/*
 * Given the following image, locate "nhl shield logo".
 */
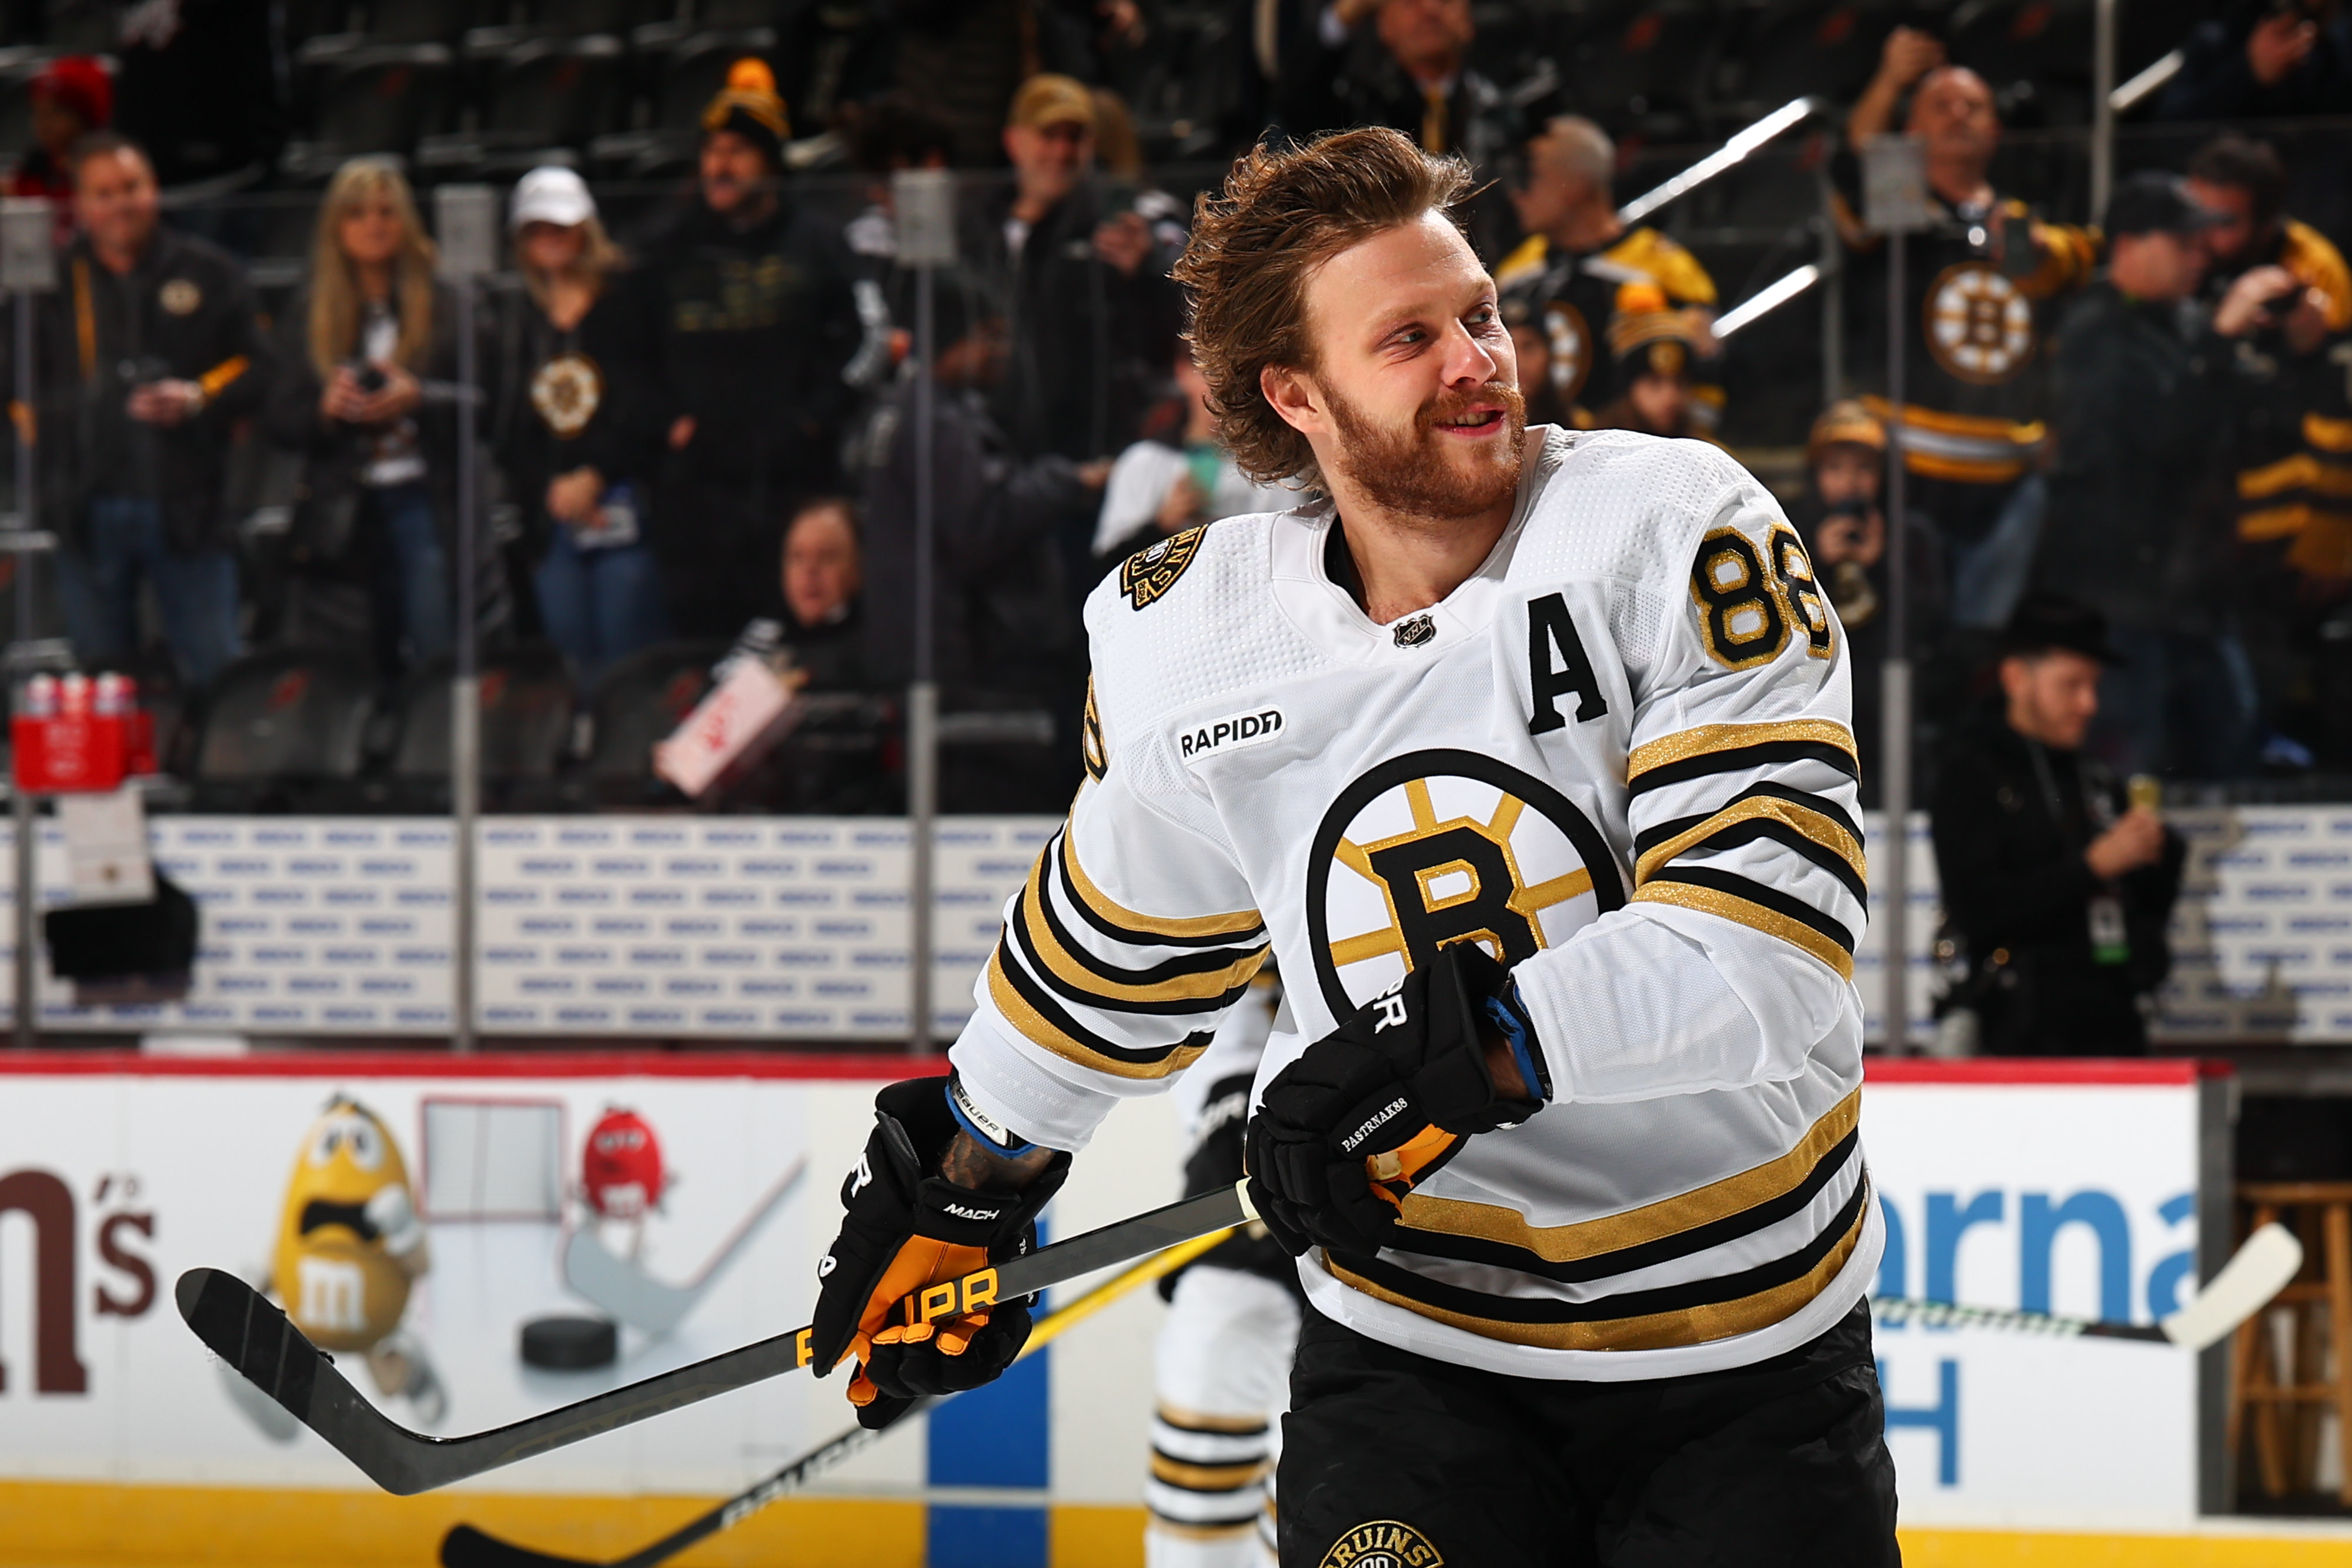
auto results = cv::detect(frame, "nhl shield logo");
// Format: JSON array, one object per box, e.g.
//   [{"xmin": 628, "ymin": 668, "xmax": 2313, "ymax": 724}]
[
  {"xmin": 1121, "ymin": 523, "xmax": 1206, "ymax": 611},
  {"xmin": 1318, "ymin": 1520, "xmax": 1445, "ymax": 1567},
  {"xmin": 1305, "ymin": 748, "xmax": 1623, "ymax": 1021}
]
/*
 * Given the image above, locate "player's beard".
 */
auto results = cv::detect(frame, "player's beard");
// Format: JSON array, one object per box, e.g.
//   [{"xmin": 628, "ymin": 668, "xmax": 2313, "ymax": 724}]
[{"xmin": 1325, "ymin": 379, "xmax": 1528, "ymax": 524}]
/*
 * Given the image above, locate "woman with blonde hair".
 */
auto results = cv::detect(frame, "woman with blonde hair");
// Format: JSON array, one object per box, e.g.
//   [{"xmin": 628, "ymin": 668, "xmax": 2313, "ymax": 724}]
[
  {"xmin": 492, "ymin": 165, "xmax": 668, "ymax": 681},
  {"xmin": 267, "ymin": 156, "xmax": 497, "ymax": 672}
]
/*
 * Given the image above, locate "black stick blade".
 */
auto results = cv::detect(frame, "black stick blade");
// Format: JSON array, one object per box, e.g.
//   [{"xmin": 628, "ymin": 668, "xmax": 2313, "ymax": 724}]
[
  {"xmin": 440, "ymin": 1524, "xmax": 603, "ymax": 1568},
  {"xmin": 175, "ymin": 1268, "xmax": 323, "ymax": 1420}
]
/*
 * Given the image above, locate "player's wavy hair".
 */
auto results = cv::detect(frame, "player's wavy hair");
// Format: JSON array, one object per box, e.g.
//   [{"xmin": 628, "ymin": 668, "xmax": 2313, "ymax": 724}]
[{"xmin": 1176, "ymin": 127, "xmax": 1474, "ymax": 493}]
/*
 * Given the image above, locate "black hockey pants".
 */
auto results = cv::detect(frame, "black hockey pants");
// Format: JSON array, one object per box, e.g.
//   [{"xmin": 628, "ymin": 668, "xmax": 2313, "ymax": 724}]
[{"xmin": 1279, "ymin": 1299, "xmax": 1901, "ymax": 1567}]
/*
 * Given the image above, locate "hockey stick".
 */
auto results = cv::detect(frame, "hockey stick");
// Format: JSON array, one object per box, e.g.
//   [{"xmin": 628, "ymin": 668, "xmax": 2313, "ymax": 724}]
[
  {"xmin": 178, "ymin": 1180, "xmax": 1255, "ymax": 1495},
  {"xmin": 1872, "ymin": 1221, "xmax": 2301, "ymax": 1352},
  {"xmin": 562, "ymin": 1159, "xmax": 808, "ymax": 1335},
  {"xmin": 440, "ymin": 1224, "xmax": 1237, "ymax": 1568}
]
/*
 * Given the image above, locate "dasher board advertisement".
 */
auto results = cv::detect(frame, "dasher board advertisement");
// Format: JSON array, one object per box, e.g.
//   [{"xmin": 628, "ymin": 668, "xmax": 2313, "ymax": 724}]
[{"xmin": 1865, "ymin": 1059, "xmax": 2227, "ymax": 1530}]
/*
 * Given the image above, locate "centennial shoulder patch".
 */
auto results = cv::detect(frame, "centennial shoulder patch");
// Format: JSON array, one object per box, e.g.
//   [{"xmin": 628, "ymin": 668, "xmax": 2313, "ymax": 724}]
[
  {"xmin": 1120, "ymin": 524, "xmax": 1206, "ymax": 611},
  {"xmin": 1319, "ymin": 1520, "xmax": 1445, "ymax": 1567}
]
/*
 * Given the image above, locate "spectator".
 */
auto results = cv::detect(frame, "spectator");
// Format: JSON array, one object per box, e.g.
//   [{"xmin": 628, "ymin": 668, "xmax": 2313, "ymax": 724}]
[
  {"xmin": 2187, "ymin": 133, "xmax": 2352, "ymax": 768},
  {"xmin": 777, "ymin": 496, "xmax": 865, "ymax": 691},
  {"xmin": 1091, "ymin": 347, "xmax": 1292, "ymax": 567},
  {"xmin": 1585, "ymin": 292, "xmax": 1718, "ymax": 443},
  {"xmin": 890, "ymin": 0, "xmax": 1141, "ymax": 169},
  {"xmin": 1789, "ymin": 401, "xmax": 1946, "ymax": 807},
  {"xmin": 6, "ymin": 58, "xmax": 110, "ymax": 244},
  {"xmin": 857, "ymin": 273, "xmax": 1094, "ymax": 708},
  {"xmin": 2157, "ymin": 0, "xmax": 2352, "ymax": 121},
  {"xmin": 1274, "ymin": 0, "xmax": 1516, "ymax": 253},
  {"xmin": 1930, "ymin": 594, "xmax": 2184, "ymax": 1057},
  {"xmin": 493, "ymin": 168, "xmax": 669, "ymax": 686},
  {"xmin": 38, "ymin": 132, "xmax": 265, "ymax": 688},
  {"xmin": 840, "ymin": 92, "xmax": 957, "ymax": 280},
  {"xmin": 640, "ymin": 59, "xmax": 863, "ymax": 641},
  {"xmin": 964, "ymin": 72, "xmax": 1182, "ymax": 576},
  {"xmin": 2032, "ymin": 172, "xmax": 2288, "ymax": 780},
  {"xmin": 266, "ymin": 158, "xmax": 499, "ymax": 677},
  {"xmin": 1496, "ymin": 116, "xmax": 1719, "ymax": 433},
  {"xmin": 1835, "ymin": 34, "xmax": 2099, "ymax": 632}
]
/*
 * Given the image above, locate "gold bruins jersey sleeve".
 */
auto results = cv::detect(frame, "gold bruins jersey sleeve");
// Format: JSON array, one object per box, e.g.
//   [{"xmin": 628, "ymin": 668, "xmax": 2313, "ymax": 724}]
[{"xmin": 1502, "ymin": 444, "xmax": 1867, "ymax": 1109}]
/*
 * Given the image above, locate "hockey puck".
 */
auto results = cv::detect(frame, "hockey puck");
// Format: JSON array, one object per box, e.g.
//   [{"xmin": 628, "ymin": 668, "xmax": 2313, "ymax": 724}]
[{"xmin": 519, "ymin": 1315, "xmax": 616, "ymax": 1370}]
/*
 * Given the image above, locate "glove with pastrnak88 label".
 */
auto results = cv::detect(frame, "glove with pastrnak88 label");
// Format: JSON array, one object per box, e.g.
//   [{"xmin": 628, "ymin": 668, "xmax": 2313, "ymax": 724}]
[
  {"xmin": 808, "ymin": 1076, "xmax": 1070, "ymax": 1429},
  {"xmin": 1245, "ymin": 943, "xmax": 1544, "ymax": 1258}
]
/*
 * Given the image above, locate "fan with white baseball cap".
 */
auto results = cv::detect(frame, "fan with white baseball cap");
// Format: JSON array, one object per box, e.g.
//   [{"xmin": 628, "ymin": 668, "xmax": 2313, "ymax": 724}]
[{"xmin": 510, "ymin": 165, "xmax": 597, "ymax": 232}]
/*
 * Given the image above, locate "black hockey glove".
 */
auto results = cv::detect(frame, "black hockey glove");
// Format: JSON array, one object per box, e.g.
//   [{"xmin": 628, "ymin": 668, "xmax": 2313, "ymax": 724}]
[
  {"xmin": 808, "ymin": 1075, "xmax": 1070, "ymax": 1429},
  {"xmin": 1245, "ymin": 943, "xmax": 1544, "ymax": 1258}
]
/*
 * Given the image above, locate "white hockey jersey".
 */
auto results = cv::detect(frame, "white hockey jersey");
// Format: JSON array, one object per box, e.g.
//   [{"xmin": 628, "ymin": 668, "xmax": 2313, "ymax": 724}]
[{"xmin": 950, "ymin": 426, "xmax": 1879, "ymax": 1382}]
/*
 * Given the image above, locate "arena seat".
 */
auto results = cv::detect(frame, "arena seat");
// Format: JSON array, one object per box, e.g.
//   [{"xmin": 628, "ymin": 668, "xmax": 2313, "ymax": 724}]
[
  {"xmin": 386, "ymin": 644, "xmax": 578, "ymax": 809},
  {"xmin": 1561, "ymin": 0, "xmax": 1723, "ymax": 139},
  {"xmin": 1720, "ymin": 0, "xmax": 1911, "ymax": 124},
  {"xmin": 191, "ymin": 649, "xmax": 380, "ymax": 811},
  {"xmin": 477, "ymin": 32, "xmax": 627, "ymax": 147},
  {"xmin": 360, "ymin": 0, "xmax": 489, "ymax": 45},
  {"xmin": 0, "ymin": 52, "xmax": 58, "ymax": 159},
  {"xmin": 282, "ymin": 0, "xmax": 358, "ymax": 46},
  {"xmin": 302, "ymin": 43, "xmax": 456, "ymax": 158},
  {"xmin": 573, "ymin": 640, "xmax": 729, "ymax": 805},
  {"xmin": 1948, "ymin": 0, "xmax": 2096, "ymax": 127},
  {"xmin": 520, "ymin": 0, "xmax": 663, "ymax": 34}
]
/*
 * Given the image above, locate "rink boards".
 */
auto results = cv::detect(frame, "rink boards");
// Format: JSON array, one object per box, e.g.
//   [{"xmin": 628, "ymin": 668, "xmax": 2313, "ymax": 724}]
[
  {"xmin": 0, "ymin": 804, "xmax": 2346, "ymax": 1044},
  {"xmin": 0, "ymin": 1051, "xmax": 2336, "ymax": 1564}
]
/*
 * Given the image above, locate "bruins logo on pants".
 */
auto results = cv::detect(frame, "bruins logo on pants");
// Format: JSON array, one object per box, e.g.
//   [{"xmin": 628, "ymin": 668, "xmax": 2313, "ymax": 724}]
[
  {"xmin": 1319, "ymin": 1520, "xmax": 1445, "ymax": 1567},
  {"xmin": 1305, "ymin": 749, "xmax": 1623, "ymax": 1021}
]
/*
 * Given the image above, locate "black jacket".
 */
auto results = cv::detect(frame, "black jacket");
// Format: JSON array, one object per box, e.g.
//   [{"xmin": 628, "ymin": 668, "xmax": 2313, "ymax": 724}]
[
  {"xmin": 1930, "ymin": 707, "xmax": 2186, "ymax": 1055},
  {"xmin": 2034, "ymin": 278, "xmax": 2241, "ymax": 633},
  {"xmin": 264, "ymin": 278, "xmax": 495, "ymax": 583},
  {"xmin": 1272, "ymin": 21, "xmax": 1519, "ymax": 257},
  {"xmin": 857, "ymin": 375, "xmax": 1087, "ymax": 696},
  {"xmin": 963, "ymin": 179, "xmax": 1183, "ymax": 467},
  {"xmin": 34, "ymin": 226, "xmax": 270, "ymax": 554},
  {"xmin": 489, "ymin": 267, "xmax": 669, "ymax": 563},
  {"xmin": 636, "ymin": 194, "xmax": 862, "ymax": 493}
]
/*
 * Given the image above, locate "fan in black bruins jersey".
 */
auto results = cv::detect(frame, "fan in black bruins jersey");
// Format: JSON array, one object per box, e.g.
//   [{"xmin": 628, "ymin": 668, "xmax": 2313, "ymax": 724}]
[{"xmin": 809, "ymin": 127, "xmax": 1899, "ymax": 1567}]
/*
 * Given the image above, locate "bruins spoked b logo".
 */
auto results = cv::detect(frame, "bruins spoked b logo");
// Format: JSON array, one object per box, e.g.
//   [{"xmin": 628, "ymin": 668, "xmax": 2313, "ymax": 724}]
[
  {"xmin": 1306, "ymin": 750, "xmax": 1623, "ymax": 1021},
  {"xmin": 1319, "ymin": 1520, "xmax": 1446, "ymax": 1568}
]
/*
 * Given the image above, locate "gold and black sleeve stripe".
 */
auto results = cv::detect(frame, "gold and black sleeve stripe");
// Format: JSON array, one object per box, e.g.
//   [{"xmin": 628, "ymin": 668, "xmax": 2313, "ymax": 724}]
[
  {"xmin": 1055, "ymin": 830, "xmax": 1265, "ymax": 950},
  {"xmin": 1626, "ymin": 720, "xmax": 1858, "ymax": 799},
  {"xmin": 985, "ymin": 945, "xmax": 1215, "ymax": 1080},
  {"xmin": 1014, "ymin": 835, "xmax": 1268, "ymax": 1015},
  {"xmin": 1633, "ymin": 784, "xmax": 1867, "ymax": 904},
  {"xmin": 1631, "ymin": 868, "xmax": 1856, "ymax": 979},
  {"xmin": 1389, "ymin": 1092, "xmax": 1861, "ymax": 1281},
  {"xmin": 1324, "ymin": 1172, "xmax": 1870, "ymax": 1353}
]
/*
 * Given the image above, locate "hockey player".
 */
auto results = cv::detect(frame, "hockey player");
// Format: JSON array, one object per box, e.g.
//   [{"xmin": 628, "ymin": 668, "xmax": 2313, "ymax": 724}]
[
  {"xmin": 810, "ymin": 126, "xmax": 1896, "ymax": 1564},
  {"xmin": 1146, "ymin": 972, "xmax": 1299, "ymax": 1566}
]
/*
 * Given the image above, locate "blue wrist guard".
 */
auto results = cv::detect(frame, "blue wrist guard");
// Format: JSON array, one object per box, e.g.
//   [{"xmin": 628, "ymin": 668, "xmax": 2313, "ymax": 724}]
[{"xmin": 945, "ymin": 1071, "xmax": 1042, "ymax": 1158}]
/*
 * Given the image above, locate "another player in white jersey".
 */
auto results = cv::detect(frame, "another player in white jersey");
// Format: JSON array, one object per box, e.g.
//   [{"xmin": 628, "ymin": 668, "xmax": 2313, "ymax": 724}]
[
  {"xmin": 1145, "ymin": 972, "xmax": 1299, "ymax": 1567},
  {"xmin": 809, "ymin": 126, "xmax": 1899, "ymax": 1566}
]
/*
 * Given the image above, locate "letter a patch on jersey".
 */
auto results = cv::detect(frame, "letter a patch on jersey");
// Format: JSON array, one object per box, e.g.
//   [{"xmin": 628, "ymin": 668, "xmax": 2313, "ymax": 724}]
[{"xmin": 1120, "ymin": 523, "xmax": 1207, "ymax": 610}]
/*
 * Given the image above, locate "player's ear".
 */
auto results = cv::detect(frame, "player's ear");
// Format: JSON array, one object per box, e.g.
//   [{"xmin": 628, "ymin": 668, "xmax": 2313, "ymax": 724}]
[{"xmin": 1261, "ymin": 362, "xmax": 1325, "ymax": 439}]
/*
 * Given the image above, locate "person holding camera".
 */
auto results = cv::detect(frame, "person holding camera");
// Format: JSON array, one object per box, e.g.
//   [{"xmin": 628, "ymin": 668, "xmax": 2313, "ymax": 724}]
[
  {"xmin": 1932, "ymin": 595, "xmax": 2186, "ymax": 1056},
  {"xmin": 1789, "ymin": 401, "xmax": 1946, "ymax": 808},
  {"xmin": 2030, "ymin": 172, "xmax": 2290, "ymax": 779},
  {"xmin": 33, "ymin": 132, "xmax": 266, "ymax": 688},
  {"xmin": 266, "ymin": 158, "xmax": 501, "ymax": 677}
]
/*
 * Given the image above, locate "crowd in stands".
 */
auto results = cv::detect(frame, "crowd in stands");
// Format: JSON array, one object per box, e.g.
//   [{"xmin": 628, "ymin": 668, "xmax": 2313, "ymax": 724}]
[{"xmin": 0, "ymin": 1, "xmax": 2341, "ymax": 814}]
